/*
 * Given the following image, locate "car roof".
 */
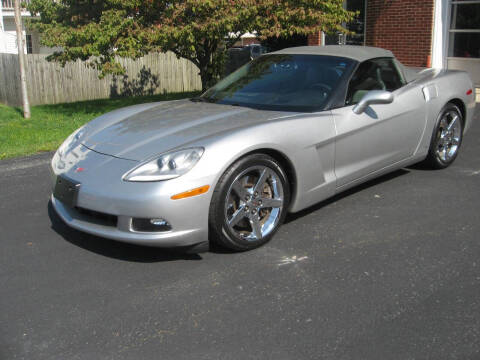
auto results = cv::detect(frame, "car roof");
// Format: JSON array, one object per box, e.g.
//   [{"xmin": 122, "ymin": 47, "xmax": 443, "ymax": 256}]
[{"xmin": 272, "ymin": 45, "xmax": 394, "ymax": 62}]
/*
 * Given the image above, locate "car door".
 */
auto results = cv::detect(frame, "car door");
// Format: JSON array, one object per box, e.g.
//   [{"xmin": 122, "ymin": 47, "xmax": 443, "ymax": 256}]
[{"xmin": 331, "ymin": 58, "xmax": 427, "ymax": 188}]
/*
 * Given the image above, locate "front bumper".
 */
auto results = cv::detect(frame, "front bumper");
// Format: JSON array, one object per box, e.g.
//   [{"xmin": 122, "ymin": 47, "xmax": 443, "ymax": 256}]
[
  {"xmin": 50, "ymin": 145, "xmax": 212, "ymax": 247},
  {"xmin": 51, "ymin": 195, "xmax": 206, "ymax": 247}
]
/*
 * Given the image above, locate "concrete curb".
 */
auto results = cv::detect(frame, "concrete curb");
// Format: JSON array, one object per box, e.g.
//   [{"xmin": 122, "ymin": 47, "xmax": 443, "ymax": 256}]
[{"xmin": 0, "ymin": 151, "xmax": 54, "ymax": 173}]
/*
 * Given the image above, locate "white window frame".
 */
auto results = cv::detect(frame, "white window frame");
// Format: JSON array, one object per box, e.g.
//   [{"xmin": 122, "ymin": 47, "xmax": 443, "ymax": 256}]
[{"xmin": 447, "ymin": 0, "xmax": 480, "ymax": 59}]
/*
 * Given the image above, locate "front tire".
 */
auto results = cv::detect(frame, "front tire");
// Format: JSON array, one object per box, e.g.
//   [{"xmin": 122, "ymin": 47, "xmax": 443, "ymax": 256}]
[
  {"xmin": 424, "ymin": 103, "xmax": 464, "ymax": 169},
  {"xmin": 209, "ymin": 154, "xmax": 290, "ymax": 251}
]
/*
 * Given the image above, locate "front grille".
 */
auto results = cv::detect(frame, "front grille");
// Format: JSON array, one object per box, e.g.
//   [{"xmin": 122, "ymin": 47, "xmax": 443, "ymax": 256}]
[{"xmin": 75, "ymin": 207, "xmax": 118, "ymax": 227}]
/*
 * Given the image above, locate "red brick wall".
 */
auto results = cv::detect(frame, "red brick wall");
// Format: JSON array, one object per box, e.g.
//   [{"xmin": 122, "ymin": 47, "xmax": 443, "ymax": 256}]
[
  {"xmin": 233, "ymin": 37, "xmax": 261, "ymax": 47},
  {"xmin": 242, "ymin": 38, "xmax": 261, "ymax": 46},
  {"xmin": 307, "ymin": 32, "xmax": 323, "ymax": 46},
  {"xmin": 366, "ymin": 0, "xmax": 434, "ymax": 67}
]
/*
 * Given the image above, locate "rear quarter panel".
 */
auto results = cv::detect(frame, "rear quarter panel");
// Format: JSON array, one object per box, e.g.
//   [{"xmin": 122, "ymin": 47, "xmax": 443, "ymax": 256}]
[{"xmin": 406, "ymin": 69, "xmax": 475, "ymax": 158}]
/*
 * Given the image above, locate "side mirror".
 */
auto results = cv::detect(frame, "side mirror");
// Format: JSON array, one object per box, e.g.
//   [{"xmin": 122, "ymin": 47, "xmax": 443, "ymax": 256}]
[{"xmin": 352, "ymin": 90, "xmax": 394, "ymax": 114}]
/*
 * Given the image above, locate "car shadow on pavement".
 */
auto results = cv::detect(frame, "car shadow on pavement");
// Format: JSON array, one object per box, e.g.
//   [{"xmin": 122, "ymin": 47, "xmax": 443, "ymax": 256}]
[
  {"xmin": 407, "ymin": 162, "xmax": 435, "ymax": 171},
  {"xmin": 47, "ymin": 169, "xmax": 410, "ymax": 259},
  {"xmin": 47, "ymin": 201, "xmax": 203, "ymax": 262},
  {"xmin": 285, "ymin": 168, "xmax": 410, "ymax": 224}
]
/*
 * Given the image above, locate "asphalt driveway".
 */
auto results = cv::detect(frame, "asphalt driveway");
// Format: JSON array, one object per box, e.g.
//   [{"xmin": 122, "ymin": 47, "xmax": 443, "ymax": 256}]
[{"xmin": 1, "ymin": 106, "xmax": 479, "ymax": 360}]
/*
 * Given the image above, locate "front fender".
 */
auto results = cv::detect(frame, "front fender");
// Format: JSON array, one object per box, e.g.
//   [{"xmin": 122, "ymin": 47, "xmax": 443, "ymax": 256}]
[{"xmin": 185, "ymin": 111, "xmax": 337, "ymax": 213}]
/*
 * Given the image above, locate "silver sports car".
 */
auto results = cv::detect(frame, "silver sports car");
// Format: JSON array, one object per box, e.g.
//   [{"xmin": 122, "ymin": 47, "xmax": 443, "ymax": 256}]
[{"xmin": 51, "ymin": 46, "xmax": 476, "ymax": 251}]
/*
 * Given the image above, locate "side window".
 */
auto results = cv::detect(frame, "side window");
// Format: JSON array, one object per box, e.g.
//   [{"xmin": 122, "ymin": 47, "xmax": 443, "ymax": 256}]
[
  {"xmin": 375, "ymin": 58, "xmax": 405, "ymax": 91},
  {"xmin": 346, "ymin": 58, "xmax": 406, "ymax": 105}
]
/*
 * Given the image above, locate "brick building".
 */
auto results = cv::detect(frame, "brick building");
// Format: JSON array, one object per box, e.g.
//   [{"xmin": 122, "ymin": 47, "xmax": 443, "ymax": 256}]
[{"xmin": 308, "ymin": 0, "xmax": 480, "ymax": 86}]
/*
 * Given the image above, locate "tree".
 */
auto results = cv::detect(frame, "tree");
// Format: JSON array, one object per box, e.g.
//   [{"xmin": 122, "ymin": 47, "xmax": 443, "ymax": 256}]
[{"xmin": 27, "ymin": 0, "xmax": 355, "ymax": 91}]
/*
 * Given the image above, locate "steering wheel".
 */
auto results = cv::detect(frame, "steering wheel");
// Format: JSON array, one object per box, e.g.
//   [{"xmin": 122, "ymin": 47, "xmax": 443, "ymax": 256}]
[{"xmin": 309, "ymin": 83, "xmax": 332, "ymax": 97}]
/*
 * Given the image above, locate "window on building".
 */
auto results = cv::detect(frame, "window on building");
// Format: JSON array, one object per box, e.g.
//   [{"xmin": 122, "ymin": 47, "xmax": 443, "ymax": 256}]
[
  {"xmin": 25, "ymin": 34, "xmax": 33, "ymax": 54},
  {"xmin": 345, "ymin": 0, "xmax": 366, "ymax": 46},
  {"xmin": 325, "ymin": 0, "xmax": 366, "ymax": 46},
  {"xmin": 449, "ymin": 0, "xmax": 480, "ymax": 58},
  {"xmin": 346, "ymin": 58, "xmax": 405, "ymax": 105}
]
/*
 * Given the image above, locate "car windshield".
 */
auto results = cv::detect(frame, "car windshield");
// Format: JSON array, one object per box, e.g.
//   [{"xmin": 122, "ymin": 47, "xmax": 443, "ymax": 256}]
[{"xmin": 200, "ymin": 54, "xmax": 355, "ymax": 112}]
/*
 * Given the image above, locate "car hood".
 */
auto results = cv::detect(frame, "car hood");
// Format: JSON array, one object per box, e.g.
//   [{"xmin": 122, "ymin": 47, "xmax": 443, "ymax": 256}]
[{"xmin": 81, "ymin": 99, "xmax": 298, "ymax": 161}]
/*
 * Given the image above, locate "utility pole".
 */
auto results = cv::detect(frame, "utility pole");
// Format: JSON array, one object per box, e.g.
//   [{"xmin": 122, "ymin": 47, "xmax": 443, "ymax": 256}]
[{"xmin": 14, "ymin": 0, "xmax": 31, "ymax": 119}]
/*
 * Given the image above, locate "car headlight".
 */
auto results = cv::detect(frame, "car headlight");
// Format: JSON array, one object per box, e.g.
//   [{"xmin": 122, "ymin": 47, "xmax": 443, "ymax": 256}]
[
  {"xmin": 123, "ymin": 148, "xmax": 204, "ymax": 182},
  {"xmin": 57, "ymin": 125, "xmax": 87, "ymax": 157}
]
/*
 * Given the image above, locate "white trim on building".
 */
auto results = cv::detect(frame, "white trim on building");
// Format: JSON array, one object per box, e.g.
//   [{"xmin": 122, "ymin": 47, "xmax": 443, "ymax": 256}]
[
  {"xmin": 432, "ymin": 0, "xmax": 448, "ymax": 68},
  {"xmin": 433, "ymin": 0, "xmax": 480, "ymax": 87},
  {"xmin": 0, "ymin": 1, "xmax": 51, "ymax": 54}
]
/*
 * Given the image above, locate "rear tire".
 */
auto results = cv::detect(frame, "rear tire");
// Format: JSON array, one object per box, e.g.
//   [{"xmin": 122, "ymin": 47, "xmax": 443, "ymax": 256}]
[
  {"xmin": 209, "ymin": 154, "xmax": 290, "ymax": 251},
  {"xmin": 424, "ymin": 103, "xmax": 463, "ymax": 169}
]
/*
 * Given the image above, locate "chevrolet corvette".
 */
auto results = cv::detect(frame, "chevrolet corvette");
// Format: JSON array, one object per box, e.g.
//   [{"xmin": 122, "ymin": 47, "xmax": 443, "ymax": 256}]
[{"xmin": 50, "ymin": 46, "xmax": 476, "ymax": 251}]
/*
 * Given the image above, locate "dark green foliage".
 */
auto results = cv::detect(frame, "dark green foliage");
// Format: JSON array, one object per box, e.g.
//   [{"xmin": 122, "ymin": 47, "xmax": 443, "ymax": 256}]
[{"xmin": 27, "ymin": 0, "xmax": 355, "ymax": 91}]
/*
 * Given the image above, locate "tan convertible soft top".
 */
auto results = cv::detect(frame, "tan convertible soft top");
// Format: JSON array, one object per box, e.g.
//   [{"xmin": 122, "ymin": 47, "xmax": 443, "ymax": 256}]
[{"xmin": 273, "ymin": 45, "xmax": 394, "ymax": 63}]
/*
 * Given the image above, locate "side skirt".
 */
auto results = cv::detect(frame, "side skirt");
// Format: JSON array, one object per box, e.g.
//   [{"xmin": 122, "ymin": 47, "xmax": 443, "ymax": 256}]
[{"xmin": 335, "ymin": 154, "xmax": 427, "ymax": 194}]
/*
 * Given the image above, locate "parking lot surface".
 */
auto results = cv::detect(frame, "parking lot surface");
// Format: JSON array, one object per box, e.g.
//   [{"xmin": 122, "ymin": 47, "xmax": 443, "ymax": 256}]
[{"xmin": 1, "ymin": 106, "xmax": 479, "ymax": 360}]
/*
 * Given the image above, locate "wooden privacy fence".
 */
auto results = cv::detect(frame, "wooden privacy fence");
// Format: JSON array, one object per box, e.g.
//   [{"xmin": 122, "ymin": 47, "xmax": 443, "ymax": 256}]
[{"xmin": 0, "ymin": 52, "xmax": 202, "ymax": 107}]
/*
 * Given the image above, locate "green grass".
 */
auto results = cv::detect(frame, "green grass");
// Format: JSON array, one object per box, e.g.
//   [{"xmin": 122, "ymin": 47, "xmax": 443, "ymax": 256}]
[{"xmin": 0, "ymin": 92, "xmax": 199, "ymax": 160}]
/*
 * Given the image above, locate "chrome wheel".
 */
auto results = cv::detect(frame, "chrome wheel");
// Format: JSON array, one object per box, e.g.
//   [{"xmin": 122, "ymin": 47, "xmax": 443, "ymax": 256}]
[
  {"xmin": 210, "ymin": 153, "xmax": 290, "ymax": 251},
  {"xmin": 435, "ymin": 110, "xmax": 462, "ymax": 162},
  {"xmin": 224, "ymin": 165, "xmax": 284, "ymax": 242}
]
